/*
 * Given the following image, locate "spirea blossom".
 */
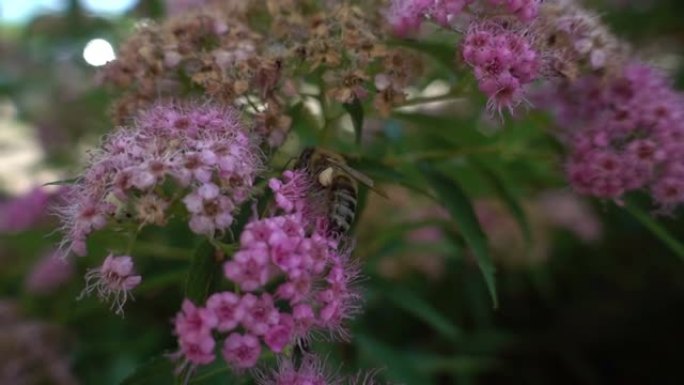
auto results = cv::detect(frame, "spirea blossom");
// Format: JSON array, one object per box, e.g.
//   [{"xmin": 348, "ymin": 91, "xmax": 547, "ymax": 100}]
[
  {"xmin": 24, "ymin": 250, "xmax": 75, "ymax": 295},
  {"xmin": 78, "ymin": 254, "xmax": 142, "ymax": 315},
  {"xmin": 55, "ymin": 101, "xmax": 262, "ymax": 257},
  {"xmin": 256, "ymin": 354, "xmax": 382, "ymax": 385},
  {"xmin": 536, "ymin": 0, "xmax": 626, "ymax": 74},
  {"xmin": 386, "ymin": 0, "xmax": 540, "ymax": 36},
  {"xmin": 542, "ymin": 63, "xmax": 684, "ymax": 211},
  {"xmin": 462, "ymin": 21, "xmax": 541, "ymax": 116},
  {"xmin": 172, "ymin": 170, "xmax": 363, "ymax": 373},
  {"xmin": 0, "ymin": 186, "xmax": 58, "ymax": 232}
]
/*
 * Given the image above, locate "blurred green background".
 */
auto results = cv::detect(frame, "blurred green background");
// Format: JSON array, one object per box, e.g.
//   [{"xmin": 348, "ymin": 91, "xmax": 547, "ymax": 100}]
[{"xmin": 1, "ymin": 1, "xmax": 684, "ymax": 384}]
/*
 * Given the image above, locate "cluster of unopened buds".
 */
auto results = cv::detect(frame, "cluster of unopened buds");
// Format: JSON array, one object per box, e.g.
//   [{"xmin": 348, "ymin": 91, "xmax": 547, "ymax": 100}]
[{"xmin": 172, "ymin": 169, "xmax": 362, "ymax": 379}]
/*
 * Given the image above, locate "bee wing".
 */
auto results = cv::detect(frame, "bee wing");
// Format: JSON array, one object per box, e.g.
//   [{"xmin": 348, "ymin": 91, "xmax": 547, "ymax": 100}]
[{"xmin": 327, "ymin": 158, "xmax": 389, "ymax": 199}]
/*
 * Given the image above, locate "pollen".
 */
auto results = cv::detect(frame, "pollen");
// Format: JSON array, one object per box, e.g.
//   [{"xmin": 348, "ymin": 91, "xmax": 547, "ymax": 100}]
[{"xmin": 318, "ymin": 167, "xmax": 335, "ymax": 187}]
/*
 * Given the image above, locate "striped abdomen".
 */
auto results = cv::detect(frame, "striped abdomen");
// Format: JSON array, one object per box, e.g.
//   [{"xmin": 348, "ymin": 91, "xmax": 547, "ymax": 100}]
[{"xmin": 329, "ymin": 174, "xmax": 358, "ymax": 235}]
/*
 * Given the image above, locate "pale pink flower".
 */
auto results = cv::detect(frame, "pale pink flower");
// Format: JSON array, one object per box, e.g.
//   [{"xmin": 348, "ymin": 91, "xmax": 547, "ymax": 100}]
[{"xmin": 78, "ymin": 254, "xmax": 142, "ymax": 315}]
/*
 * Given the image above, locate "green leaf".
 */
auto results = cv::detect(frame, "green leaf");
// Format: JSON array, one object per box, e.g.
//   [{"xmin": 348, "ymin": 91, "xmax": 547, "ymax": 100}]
[
  {"xmin": 388, "ymin": 39, "xmax": 457, "ymax": 74},
  {"xmin": 351, "ymin": 157, "xmax": 434, "ymax": 198},
  {"xmin": 624, "ymin": 198, "xmax": 684, "ymax": 261},
  {"xmin": 184, "ymin": 241, "xmax": 219, "ymax": 303},
  {"xmin": 343, "ymin": 97, "xmax": 364, "ymax": 145},
  {"xmin": 43, "ymin": 177, "xmax": 79, "ymax": 186},
  {"xmin": 356, "ymin": 333, "xmax": 433, "ymax": 385},
  {"xmin": 382, "ymin": 285, "xmax": 462, "ymax": 342},
  {"xmin": 411, "ymin": 353, "xmax": 497, "ymax": 374},
  {"xmin": 289, "ymin": 102, "xmax": 321, "ymax": 146},
  {"xmin": 189, "ymin": 361, "xmax": 240, "ymax": 385},
  {"xmin": 421, "ymin": 164, "xmax": 498, "ymax": 308},
  {"xmin": 474, "ymin": 160, "xmax": 532, "ymax": 249},
  {"xmin": 121, "ymin": 356, "xmax": 174, "ymax": 385}
]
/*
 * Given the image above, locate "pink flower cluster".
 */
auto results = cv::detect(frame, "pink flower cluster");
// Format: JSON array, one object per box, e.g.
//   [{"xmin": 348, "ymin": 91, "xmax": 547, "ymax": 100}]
[
  {"xmin": 462, "ymin": 21, "xmax": 541, "ymax": 116},
  {"xmin": 173, "ymin": 170, "xmax": 362, "ymax": 372},
  {"xmin": 0, "ymin": 186, "xmax": 59, "ymax": 232},
  {"xmin": 78, "ymin": 254, "xmax": 142, "ymax": 315},
  {"xmin": 386, "ymin": 0, "xmax": 540, "ymax": 36},
  {"xmin": 543, "ymin": 63, "xmax": 684, "ymax": 210},
  {"xmin": 24, "ymin": 250, "xmax": 75, "ymax": 295},
  {"xmin": 56, "ymin": 101, "xmax": 262, "ymax": 257}
]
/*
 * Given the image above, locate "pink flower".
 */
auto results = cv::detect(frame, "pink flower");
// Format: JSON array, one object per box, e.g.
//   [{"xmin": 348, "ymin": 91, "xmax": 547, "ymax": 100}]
[
  {"xmin": 486, "ymin": 0, "xmax": 540, "ymax": 22},
  {"xmin": 178, "ymin": 332, "xmax": 216, "ymax": 365},
  {"xmin": 240, "ymin": 293, "xmax": 280, "ymax": 336},
  {"xmin": 263, "ymin": 315, "xmax": 294, "ymax": 353},
  {"xmin": 316, "ymin": 255, "xmax": 362, "ymax": 339},
  {"xmin": 257, "ymin": 354, "xmax": 382, "ymax": 385},
  {"xmin": 24, "ymin": 251, "xmax": 75, "ymax": 295},
  {"xmin": 78, "ymin": 254, "xmax": 142, "ymax": 315},
  {"xmin": 173, "ymin": 151, "xmax": 214, "ymax": 186},
  {"xmin": 206, "ymin": 292, "xmax": 243, "ymax": 332},
  {"xmin": 183, "ymin": 183, "xmax": 235, "ymax": 236},
  {"xmin": 55, "ymin": 101, "xmax": 263, "ymax": 257},
  {"xmin": 268, "ymin": 170, "xmax": 314, "ymax": 214},
  {"xmin": 291, "ymin": 303, "xmax": 316, "ymax": 337},
  {"xmin": 544, "ymin": 63, "xmax": 684, "ymax": 211},
  {"xmin": 223, "ymin": 248, "xmax": 271, "ymax": 291},
  {"xmin": 221, "ymin": 333, "xmax": 261, "ymax": 369},
  {"xmin": 0, "ymin": 186, "xmax": 55, "ymax": 232},
  {"xmin": 386, "ymin": 0, "xmax": 432, "ymax": 37},
  {"xmin": 175, "ymin": 299, "xmax": 219, "ymax": 338},
  {"xmin": 462, "ymin": 21, "xmax": 540, "ymax": 117}
]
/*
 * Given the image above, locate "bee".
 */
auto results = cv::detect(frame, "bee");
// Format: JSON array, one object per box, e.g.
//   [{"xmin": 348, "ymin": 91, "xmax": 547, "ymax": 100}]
[{"xmin": 295, "ymin": 147, "xmax": 386, "ymax": 236}]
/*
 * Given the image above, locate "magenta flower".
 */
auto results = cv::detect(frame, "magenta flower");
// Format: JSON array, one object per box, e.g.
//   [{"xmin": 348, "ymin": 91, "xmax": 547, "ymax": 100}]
[
  {"xmin": 78, "ymin": 254, "xmax": 142, "ymax": 315},
  {"xmin": 172, "ymin": 170, "xmax": 365, "ymax": 374},
  {"xmin": 173, "ymin": 299, "xmax": 219, "ymax": 368},
  {"xmin": 257, "ymin": 354, "xmax": 382, "ymax": 385},
  {"xmin": 222, "ymin": 333, "xmax": 261, "ymax": 369},
  {"xmin": 268, "ymin": 170, "xmax": 315, "ymax": 214},
  {"xmin": 263, "ymin": 315, "xmax": 294, "ymax": 353},
  {"xmin": 240, "ymin": 293, "xmax": 280, "ymax": 336},
  {"xmin": 0, "ymin": 186, "xmax": 56, "ymax": 232},
  {"xmin": 542, "ymin": 63, "xmax": 684, "ymax": 211},
  {"xmin": 462, "ymin": 20, "xmax": 541, "ymax": 117},
  {"xmin": 223, "ymin": 248, "xmax": 271, "ymax": 291},
  {"xmin": 385, "ymin": 0, "xmax": 538, "ymax": 37},
  {"xmin": 179, "ymin": 332, "xmax": 216, "ymax": 366},
  {"xmin": 486, "ymin": 0, "xmax": 539, "ymax": 22},
  {"xmin": 175, "ymin": 299, "xmax": 219, "ymax": 338},
  {"xmin": 206, "ymin": 292, "xmax": 243, "ymax": 332}
]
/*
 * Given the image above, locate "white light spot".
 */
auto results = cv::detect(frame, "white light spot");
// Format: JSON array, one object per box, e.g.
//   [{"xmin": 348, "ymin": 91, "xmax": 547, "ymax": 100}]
[
  {"xmin": 80, "ymin": 0, "xmax": 138, "ymax": 16},
  {"xmin": 82, "ymin": 38, "xmax": 116, "ymax": 66}
]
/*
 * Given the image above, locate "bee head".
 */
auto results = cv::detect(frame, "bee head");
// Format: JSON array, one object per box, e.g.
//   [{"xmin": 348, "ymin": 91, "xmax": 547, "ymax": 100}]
[{"xmin": 294, "ymin": 147, "xmax": 316, "ymax": 170}]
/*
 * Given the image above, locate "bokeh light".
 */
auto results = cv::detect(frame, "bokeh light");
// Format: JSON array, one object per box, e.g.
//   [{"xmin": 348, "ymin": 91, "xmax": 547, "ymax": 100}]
[{"xmin": 82, "ymin": 38, "xmax": 116, "ymax": 66}]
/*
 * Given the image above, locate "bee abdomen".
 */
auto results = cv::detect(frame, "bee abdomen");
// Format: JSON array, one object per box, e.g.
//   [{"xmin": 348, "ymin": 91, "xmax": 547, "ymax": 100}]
[{"xmin": 330, "ymin": 180, "xmax": 358, "ymax": 234}]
